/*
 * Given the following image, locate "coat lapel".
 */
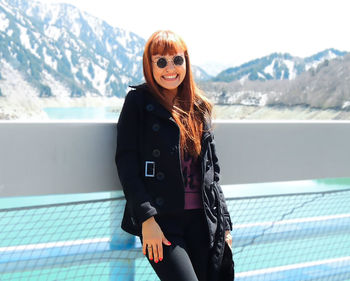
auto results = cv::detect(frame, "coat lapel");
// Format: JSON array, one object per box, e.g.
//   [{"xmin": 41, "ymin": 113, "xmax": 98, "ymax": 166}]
[{"xmin": 131, "ymin": 84, "xmax": 174, "ymax": 122}]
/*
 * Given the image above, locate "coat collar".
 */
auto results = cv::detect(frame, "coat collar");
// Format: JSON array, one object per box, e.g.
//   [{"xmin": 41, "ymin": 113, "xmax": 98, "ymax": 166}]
[
  {"xmin": 130, "ymin": 83, "xmax": 212, "ymax": 139},
  {"xmin": 130, "ymin": 83, "xmax": 174, "ymax": 122}
]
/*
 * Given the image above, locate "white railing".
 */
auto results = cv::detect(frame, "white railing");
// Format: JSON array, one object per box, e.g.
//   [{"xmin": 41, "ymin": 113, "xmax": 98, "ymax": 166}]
[{"xmin": 0, "ymin": 120, "xmax": 349, "ymax": 197}]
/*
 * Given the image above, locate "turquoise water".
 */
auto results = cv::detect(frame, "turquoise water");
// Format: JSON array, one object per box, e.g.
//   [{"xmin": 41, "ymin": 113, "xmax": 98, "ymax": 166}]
[
  {"xmin": 43, "ymin": 107, "xmax": 119, "ymax": 120},
  {"xmin": 223, "ymin": 177, "xmax": 350, "ymax": 198},
  {"xmin": 1, "ymin": 178, "xmax": 349, "ymax": 281}
]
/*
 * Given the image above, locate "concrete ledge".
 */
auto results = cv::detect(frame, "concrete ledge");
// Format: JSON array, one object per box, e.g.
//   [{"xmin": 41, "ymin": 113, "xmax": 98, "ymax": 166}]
[{"xmin": 1, "ymin": 121, "xmax": 350, "ymax": 197}]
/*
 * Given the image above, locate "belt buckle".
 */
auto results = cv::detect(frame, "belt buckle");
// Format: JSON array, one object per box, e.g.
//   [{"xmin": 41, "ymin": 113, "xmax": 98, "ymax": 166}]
[{"xmin": 145, "ymin": 161, "xmax": 155, "ymax": 177}]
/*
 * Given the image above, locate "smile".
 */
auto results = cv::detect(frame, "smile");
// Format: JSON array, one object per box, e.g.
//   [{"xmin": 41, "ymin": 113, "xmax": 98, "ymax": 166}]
[{"xmin": 162, "ymin": 74, "xmax": 178, "ymax": 81}]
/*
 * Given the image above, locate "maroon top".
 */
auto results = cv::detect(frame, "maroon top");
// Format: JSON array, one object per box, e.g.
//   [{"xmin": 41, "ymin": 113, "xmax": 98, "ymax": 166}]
[{"xmin": 181, "ymin": 151, "xmax": 203, "ymax": 209}]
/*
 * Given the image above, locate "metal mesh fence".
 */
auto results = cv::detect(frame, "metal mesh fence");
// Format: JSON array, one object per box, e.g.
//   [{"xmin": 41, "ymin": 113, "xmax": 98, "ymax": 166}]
[
  {"xmin": 229, "ymin": 188, "xmax": 350, "ymax": 281},
  {"xmin": 0, "ymin": 188, "xmax": 350, "ymax": 281}
]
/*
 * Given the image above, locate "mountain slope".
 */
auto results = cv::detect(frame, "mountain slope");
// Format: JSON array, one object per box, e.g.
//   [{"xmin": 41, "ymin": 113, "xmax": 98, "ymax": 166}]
[
  {"xmin": 200, "ymin": 54, "xmax": 350, "ymax": 110},
  {"xmin": 0, "ymin": 0, "xmax": 145, "ymax": 98},
  {"xmin": 214, "ymin": 49, "xmax": 347, "ymax": 82},
  {"xmin": 0, "ymin": 0, "xmax": 211, "ymax": 100}
]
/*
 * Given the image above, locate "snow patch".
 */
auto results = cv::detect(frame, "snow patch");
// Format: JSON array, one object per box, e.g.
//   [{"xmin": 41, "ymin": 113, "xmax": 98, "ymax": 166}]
[
  {"xmin": 77, "ymin": 57, "xmax": 109, "ymax": 95},
  {"xmin": 132, "ymin": 63, "xmax": 138, "ymax": 75},
  {"xmin": 264, "ymin": 60, "xmax": 275, "ymax": 76},
  {"xmin": 0, "ymin": 61, "xmax": 38, "ymax": 98},
  {"xmin": 18, "ymin": 24, "xmax": 32, "ymax": 51},
  {"xmin": 226, "ymin": 91, "xmax": 268, "ymax": 106},
  {"xmin": 342, "ymin": 101, "xmax": 350, "ymax": 109},
  {"xmin": 83, "ymin": 13, "xmax": 103, "ymax": 39},
  {"xmin": 91, "ymin": 64, "xmax": 108, "ymax": 94},
  {"xmin": 41, "ymin": 70, "xmax": 71, "ymax": 98},
  {"xmin": 284, "ymin": 60, "xmax": 297, "ymax": 80},
  {"xmin": 70, "ymin": 21, "xmax": 81, "ymax": 38},
  {"xmin": 280, "ymin": 70, "xmax": 284, "ymax": 80},
  {"xmin": 118, "ymin": 31, "xmax": 130, "ymax": 49},
  {"xmin": 47, "ymin": 4, "xmax": 61, "ymax": 26},
  {"xmin": 116, "ymin": 59, "xmax": 122, "ymax": 69},
  {"xmin": 120, "ymin": 75, "xmax": 130, "ymax": 84},
  {"xmin": 0, "ymin": 12, "xmax": 9, "ymax": 31},
  {"xmin": 43, "ymin": 47, "xmax": 57, "ymax": 70},
  {"xmin": 105, "ymin": 40, "xmax": 112, "ymax": 53},
  {"xmin": 45, "ymin": 25, "xmax": 61, "ymax": 41},
  {"xmin": 65, "ymin": 49, "xmax": 72, "ymax": 63},
  {"xmin": 239, "ymin": 74, "xmax": 249, "ymax": 85},
  {"xmin": 326, "ymin": 50, "xmax": 337, "ymax": 60},
  {"xmin": 257, "ymin": 72, "xmax": 265, "ymax": 79}
]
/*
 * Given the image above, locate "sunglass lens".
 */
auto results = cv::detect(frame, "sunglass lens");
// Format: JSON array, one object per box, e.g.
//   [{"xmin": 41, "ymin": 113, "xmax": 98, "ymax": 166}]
[
  {"xmin": 156, "ymin": 58, "xmax": 167, "ymax": 68},
  {"xmin": 174, "ymin": 56, "xmax": 184, "ymax": 66}
]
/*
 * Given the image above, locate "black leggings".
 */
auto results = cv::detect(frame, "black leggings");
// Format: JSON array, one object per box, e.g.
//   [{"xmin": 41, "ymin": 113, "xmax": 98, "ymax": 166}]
[{"xmin": 139, "ymin": 208, "xmax": 210, "ymax": 281}]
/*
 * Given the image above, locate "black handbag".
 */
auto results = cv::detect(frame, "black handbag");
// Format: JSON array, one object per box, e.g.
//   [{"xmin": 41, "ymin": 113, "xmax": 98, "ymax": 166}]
[{"xmin": 219, "ymin": 242, "xmax": 235, "ymax": 281}]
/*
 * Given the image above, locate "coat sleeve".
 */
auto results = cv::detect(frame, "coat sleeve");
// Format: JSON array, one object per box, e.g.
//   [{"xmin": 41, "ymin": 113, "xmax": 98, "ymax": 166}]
[
  {"xmin": 210, "ymin": 133, "xmax": 233, "ymax": 231},
  {"xmin": 115, "ymin": 90, "xmax": 158, "ymax": 225}
]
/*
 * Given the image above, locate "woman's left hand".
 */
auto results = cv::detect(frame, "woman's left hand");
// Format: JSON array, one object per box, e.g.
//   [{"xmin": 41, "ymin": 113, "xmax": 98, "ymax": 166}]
[{"xmin": 225, "ymin": 230, "xmax": 232, "ymax": 249}]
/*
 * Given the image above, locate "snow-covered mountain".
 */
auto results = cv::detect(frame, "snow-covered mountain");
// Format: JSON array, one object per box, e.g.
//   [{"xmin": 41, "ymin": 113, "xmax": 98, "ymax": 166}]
[
  {"xmin": 200, "ymin": 53, "xmax": 350, "ymax": 111},
  {"xmin": 191, "ymin": 65, "xmax": 211, "ymax": 81},
  {"xmin": 0, "ymin": 0, "xmax": 212, "ymax": 100},
  {"xmin": 0, "ymin": 0, "xmax": 348, "ymax": 104},
  {"xmin": 0, "ymin": 0, "xmax": 146, "ymax": 98},
  {"xmin": 214, "ymin": 49, "xmax": 347, "ymax": 82}
]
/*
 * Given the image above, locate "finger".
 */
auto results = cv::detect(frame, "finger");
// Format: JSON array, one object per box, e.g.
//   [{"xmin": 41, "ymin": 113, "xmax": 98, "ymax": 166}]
[
  {"xmin": 162, "ymin": 235, "xmax": 172, "ymax": 246},
  {"xmin": 142, "ymin": 241, "xmax": 147, "ymax": 255},
  {"xmin": 226, "ymin": 239, "xmax": 233, "ymax": 249},
  {"xmin": 147, "ymin": 245, "xmax": 154, "ymax": 261},
  {"xmin": 157, "ymin": 242, "xmax": 163, "ymax": 262},
  {"xmin": 153, "ymin": 244, "xmax": 159, "ymax": 263}
]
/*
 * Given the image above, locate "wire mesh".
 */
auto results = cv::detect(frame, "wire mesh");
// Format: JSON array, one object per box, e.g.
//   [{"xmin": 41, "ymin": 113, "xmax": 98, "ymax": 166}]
[
  {"xmin": 229, "ymin": 188, "xmax": 350, "ymax": 281},
  {"xmin": 0, "ymin": 188, "xmax": 349, "ymax": 281}
]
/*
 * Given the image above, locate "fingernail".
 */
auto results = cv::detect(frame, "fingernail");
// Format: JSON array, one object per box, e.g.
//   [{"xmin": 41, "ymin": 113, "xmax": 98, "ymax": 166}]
[
  {"xmin": 149, "ymin": 257, "xmax": 153, "ymax": 260},
  {"xmin": 159, "ymin": 258, "xmax": 163, "ymax": 261},
  {"xmin": 155, "ymin": 260, "xmax": 158, "ymax": 263},
  {"xmin": 168, "ymin": 242, "xmax": 172, "ymax": 245}
]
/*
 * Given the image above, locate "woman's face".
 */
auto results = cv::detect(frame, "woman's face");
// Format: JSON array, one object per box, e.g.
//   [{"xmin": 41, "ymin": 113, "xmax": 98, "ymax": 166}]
[{"xmin": 151, "ymin": 52, "xmax": 186, "ymax": 92}]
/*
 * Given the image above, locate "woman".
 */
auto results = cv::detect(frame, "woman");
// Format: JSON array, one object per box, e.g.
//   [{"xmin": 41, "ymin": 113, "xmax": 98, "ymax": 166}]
[{"xmin": 115, "ymin": 30, "xmax": 234, "ymax": 281}]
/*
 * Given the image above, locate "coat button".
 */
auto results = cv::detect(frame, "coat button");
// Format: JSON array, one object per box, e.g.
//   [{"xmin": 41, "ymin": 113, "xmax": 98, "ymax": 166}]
[
  {"xmin": 170, "ymin": 145, "xmax": 178, "ymax": 155},
  {"xmin": 206, "ymin": 160, "xmax": 211, "ymax": 170},
  {"xmin": 152, "ymin": 149, "xmax": 160, "ymax": 158},
  {"xmin": 152, "ymin": 123, "xmax": 160, "ymax": 132},
  {"xmin": 146, "ymin": 104, "xmax": 154, "ymax": 111},
  {"xmin": 155, "ymin": 197, "xmax": 164, "ymax": 206},
  {"xmin": 156, "ymin": 172, "xmax": 165, "ymax": 181}
]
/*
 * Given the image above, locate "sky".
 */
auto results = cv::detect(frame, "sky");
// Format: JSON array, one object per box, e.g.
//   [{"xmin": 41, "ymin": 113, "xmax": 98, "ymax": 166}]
[{"xmin": 39, "ymin": 0, "xmax": 350, "ymax": 74}]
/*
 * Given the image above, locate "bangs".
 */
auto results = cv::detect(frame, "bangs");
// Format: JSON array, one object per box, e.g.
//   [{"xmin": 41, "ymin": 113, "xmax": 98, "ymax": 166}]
[{"xmin": 150, "ymin": 32, "xmax": 186, "ymax": 56}]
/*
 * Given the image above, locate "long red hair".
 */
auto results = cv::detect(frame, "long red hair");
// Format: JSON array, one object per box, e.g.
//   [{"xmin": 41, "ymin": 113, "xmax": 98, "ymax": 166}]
[{"xmin": 143, "ymin": 30, "xmax": 213, "ymax": 160}]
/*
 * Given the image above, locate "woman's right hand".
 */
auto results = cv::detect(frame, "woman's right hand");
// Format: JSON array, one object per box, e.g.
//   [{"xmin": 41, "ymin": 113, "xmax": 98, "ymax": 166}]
[{"xmin": 142, "ymin": 216, "xmax": 172, "ymax": 263}]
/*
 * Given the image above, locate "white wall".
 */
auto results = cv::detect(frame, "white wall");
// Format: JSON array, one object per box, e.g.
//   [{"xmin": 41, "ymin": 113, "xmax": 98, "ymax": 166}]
[
  {"xmin": 0, "ymin": 121, "xmax": 349, "ymax": 197},
  {"xmin": 214, "ymin": 121, "xmax": 350, "ymax": 184}
]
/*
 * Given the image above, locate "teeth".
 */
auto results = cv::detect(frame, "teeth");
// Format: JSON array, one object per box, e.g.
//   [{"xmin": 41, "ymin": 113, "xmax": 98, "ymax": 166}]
[{"xmin": 163, "ymin": 75, "xmax": 177, "ymax": 79}]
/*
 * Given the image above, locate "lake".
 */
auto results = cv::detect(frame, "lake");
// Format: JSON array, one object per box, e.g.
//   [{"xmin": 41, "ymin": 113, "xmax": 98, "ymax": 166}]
[{"xmin": 43, "ymin": 107, "xmax": 120, "ymax": 120}]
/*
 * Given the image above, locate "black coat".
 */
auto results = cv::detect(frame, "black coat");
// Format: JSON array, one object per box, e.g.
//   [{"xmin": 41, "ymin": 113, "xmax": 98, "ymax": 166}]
[{"xmin": 115, "ymin": 83, "xmax": 234, "ymax": 281}]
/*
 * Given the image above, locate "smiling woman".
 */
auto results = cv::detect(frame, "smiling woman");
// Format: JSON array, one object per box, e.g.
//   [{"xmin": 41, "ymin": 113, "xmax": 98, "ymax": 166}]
[
  {"xmin": 115, "ymin": 30, "xmax": 234, "ymax": 281},
  {"xmin": 143, "ymin": 31, "xmax": 190, "ymax": 110},
  {"xmin": 151, "ymin": 53, "xmax": 186, "ymax": 94}
]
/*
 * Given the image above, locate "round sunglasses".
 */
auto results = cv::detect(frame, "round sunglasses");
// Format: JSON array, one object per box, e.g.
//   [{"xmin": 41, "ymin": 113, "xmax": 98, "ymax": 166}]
[{"xmin": 153, "ymin": 55, "xmax": 185, "ymax": 69}]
